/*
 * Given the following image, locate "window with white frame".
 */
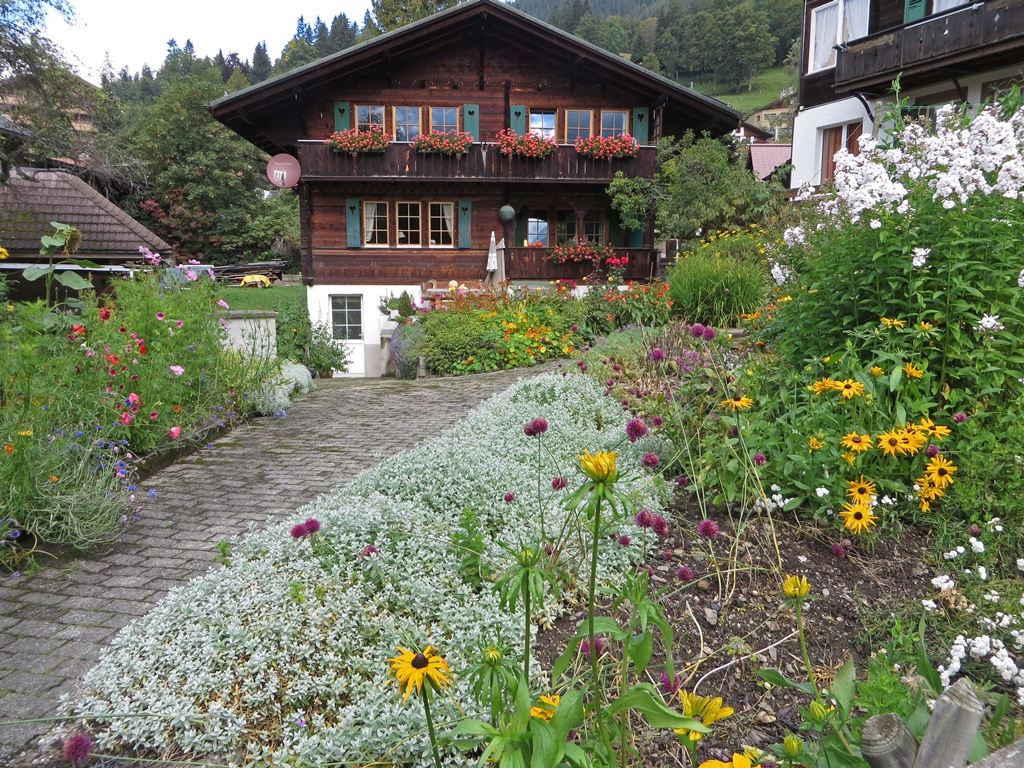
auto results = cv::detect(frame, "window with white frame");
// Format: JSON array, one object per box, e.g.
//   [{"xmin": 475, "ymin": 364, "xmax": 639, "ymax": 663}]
[
  {"xmin": 397, "ymin": 202, "xmax": 421, "ymax": 247},
  {"xmin": 394, "ymin": 107, "xmax": 421, "ymax": 142},
  {"xmin": 331, "ymin": 295, "xmax": 362, "ymax": 340},
  {"xmin": 600, "ymin": 110, "xmax": 628, "ymax": 137},
  {"xmin": 431, "ymin": 107, "xmax": 459, "ymax": 133},
  {"xmin": 529, "ymin": 110, "xmax": 556, "ymax": 139},
  {"xmin": 363, "ymin": 201, "xmax": 388, "ymax": 246},
  {"xmin": 357, "ymin": 105, "xmax": 384, "ymax": 132},
  {"xmin": 565, "ymin": 110, "xmax": 592, "ymax": 142},
  {"xmin": 429, "ymin": 202, "xmax": 454, "ymax": 247},
  {"xmin": 807, "ymin": 0, "xmax": 869, "ymax": 73}
]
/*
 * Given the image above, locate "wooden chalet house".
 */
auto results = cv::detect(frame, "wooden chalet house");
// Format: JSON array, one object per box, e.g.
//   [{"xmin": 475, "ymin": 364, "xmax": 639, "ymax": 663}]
[
  {"xmin": 210, "ymin": 0, "xmax": 745, "ymax": 376},
  {"xmin": 791, "ymin": 0, "xmax": 1024, "ymax": 187}
]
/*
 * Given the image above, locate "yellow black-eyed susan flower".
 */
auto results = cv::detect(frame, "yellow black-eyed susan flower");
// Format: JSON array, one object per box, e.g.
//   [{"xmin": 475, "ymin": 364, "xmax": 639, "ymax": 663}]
[
  {"xmin": 833, "ymin": 379, "xmax": 865, "ymax": 399},
  {"xmin": 840, "ymin": 501, "xmax": 877, "ymax": 534},
  {"xmin": 840, "ymin": 432, "xmax": 873, "ymax": 453},
  {"xmin": 720, "ymin": 394, "xmax": 754, "ymax": 410},
  {"xmin": 782, "ymin": 574, "xmax": 811, "ymax": 599},
  {"xmin": 808, "ymin": 436, "xmax": 824, "ymax": 452},
  {"xmin": 925, "ymin": 455, "xmax": 957, "ymax": 488},
  {"xmin": 917, "ymin": 417, "xmax": 951, "ymax": 440},
  {"xmin": 530, "ymin": 694, "xmax": 560, "ymax": 722},
  {"xmin": 881, "ymin": 317, "xmax": 906, "ymax": 329},
  {"xmin": 675, "ymin": 691, "xmax": 733, "ymax": 741},
  {"xmin": 810, "ymin": 378, "xmax": 837, "ymax": 395},
  {"xmin": 846, "ymin": 475, "xmax": 876, "ymax": 503},
  {"xmin": 579, "ymin": 450, "xmax": 617, "ymax": 482},
  {"xmin": 869, "ymin": 366, "xmax": 885, "ymax": 376},
  {"xmin": 388, "ymin": 645, "xmax": 451, "ymax": 702},
  {"xmin": 903, "ymin": 362, "xmax": 924, "ymax": 379}
]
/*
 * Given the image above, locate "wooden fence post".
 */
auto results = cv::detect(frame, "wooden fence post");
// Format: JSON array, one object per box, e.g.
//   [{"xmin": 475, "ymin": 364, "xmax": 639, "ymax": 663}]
[
  {"xmin": 914, "ymin": 677, "xmax": 984, "ymax": 768},
  {"xmin": 862, "ymin": 713, "xmax": 919, "ymax": 768},
  {"xmin": 965, "ymin": 736, "xmax": 1024, "ymax": 768}
]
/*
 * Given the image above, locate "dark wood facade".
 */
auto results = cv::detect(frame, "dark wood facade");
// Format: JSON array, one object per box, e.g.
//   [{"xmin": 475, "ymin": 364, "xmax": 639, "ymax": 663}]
[
  {"xmin": 211, "ymin": 0, "xmax": 744, "ymax": 288},
  {"xmin": 799, "ymin": 0, "xmax": 1024, "ymax": 110}
]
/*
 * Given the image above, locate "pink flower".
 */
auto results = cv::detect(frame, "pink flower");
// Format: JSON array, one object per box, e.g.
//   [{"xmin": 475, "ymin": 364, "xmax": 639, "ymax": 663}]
[
  {"xmin": 552, "ymin": 476, "xmax": 568, "ymax": 490},
  {"xmin": 120, "ymin": 412, "xmax": 134, "ymax": 426},
  {"xmin": 156, "ymin": 312, "xmax": 165, "ymax": 320},
  {"xmin": 696, "ymin": 519, "xmax": 719, "ymax": 539},
  {"xmin": 149, "ymin": 412, "xmax": 159, "ymax": 420},
  {"xmin": 63, "ymin": 733, "xmax": 93, "ymax": 765},
  {"xmin": 218, "ymin": 299, "xmax": 230, "ymax": 309},
  {"xmin": 175, "ymin": 320, "xmax": 184, "ymax": 328},
  {"xmin": 169, "ymin": 365, "xmax": 184, "ymax": 376},
  {"xmin": 642, "ymin": 452, "xmax": 660, "ymax": 468},
  {"xmin": 128, "ymin": 392, "xmax": 140, "ymax": 404},
  {"xmin": 168, "ymin": 426, "xmax": 182, "ymax": 439},
  {"xmin": 504, "ymin": 492, "xmax": 515, "ymax": 503}
]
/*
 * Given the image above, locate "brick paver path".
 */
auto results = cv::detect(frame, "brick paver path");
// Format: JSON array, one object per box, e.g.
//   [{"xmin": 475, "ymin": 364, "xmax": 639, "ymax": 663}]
[{"xmin": 0, "ymin": 366, "xmax": 558, "ymax": 762}]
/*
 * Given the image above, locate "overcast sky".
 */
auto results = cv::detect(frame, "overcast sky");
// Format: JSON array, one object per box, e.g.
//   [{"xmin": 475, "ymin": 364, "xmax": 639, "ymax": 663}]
[{"xmin": 46, "ymin": 0, "xmax": 374, "ymax": 85}]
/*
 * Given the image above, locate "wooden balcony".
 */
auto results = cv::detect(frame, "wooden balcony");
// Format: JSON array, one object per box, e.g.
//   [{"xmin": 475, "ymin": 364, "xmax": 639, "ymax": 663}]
[
  {"xmin": 836, "ymin": 0, "xmax": 1024, "ymax": 95},
  {"xmin": 297, "ymin": 142, "xmax": 657, "ymax": 184},
  {"xmin": 505, "ymin": 247, "xmax": 657, "ymax": 281}
]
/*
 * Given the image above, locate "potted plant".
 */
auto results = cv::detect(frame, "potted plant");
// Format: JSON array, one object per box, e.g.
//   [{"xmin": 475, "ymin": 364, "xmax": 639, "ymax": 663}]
[
  {"xmin": 412, "ymin": 131, "xmax": 474, "ymax": 155},
  {"xmin": 325, "ymin": 126, "xmax": 392, "ymax": 153},
  {"xmin": 494, "ymin": 128, "xmax": 557, "ymax": 158},
  {"xmin": 574, "ymin": 134, "xmax": 639, "ymax": 159},
  {"xmin": 548, "ymin": 239, "xmax": 617, "ymax": 264}
]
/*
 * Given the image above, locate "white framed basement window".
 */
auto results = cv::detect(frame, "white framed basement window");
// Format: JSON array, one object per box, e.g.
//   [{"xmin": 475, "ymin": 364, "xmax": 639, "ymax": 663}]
[{"xmin": 330, "ymin": 295, "xmax": 363, "ymax": 341}]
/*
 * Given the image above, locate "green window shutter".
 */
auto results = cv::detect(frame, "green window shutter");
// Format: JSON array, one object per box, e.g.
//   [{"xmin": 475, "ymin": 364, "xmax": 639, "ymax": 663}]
[
  {"xmin": 904, "ymin": 0, "xmax": 926, "ymax": 23},
  {"xmin": 631, "ymin": 107, "xmax": 649, "ymax": 144},
  {"xmin": 463, "ymin": 104, "xmax": 479, "ymax": 141},
  {"xmin": 510, "ymin": 105, "xmax": 526, "ymax": 136},
  {"xmin": 515, "ymin": 215, "xmax": 527, "ymax": 245},
  {"xmin": 628, "ymin": 227, "xmax": 643, "ymax": 247},
  {"xmin": 334, "ymin": 102, "xmax": 351, "ymax": 132},
  {"xmin": 346, "ymin": 199, "xmax": 361, "ymax": 248},
  {"xmin": 457, "ymin": 200, "xmax": 472, "ymax": 248}
]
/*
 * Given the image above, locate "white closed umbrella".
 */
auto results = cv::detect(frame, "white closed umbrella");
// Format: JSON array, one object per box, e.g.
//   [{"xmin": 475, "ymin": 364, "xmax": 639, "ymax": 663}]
[
  {"xmin": 495, "ymin": 237, "xmax": 506, "ymax": 289},
  {"xmin": 486, "ymin": 230, "xmax": 498, "ymax": 273}
]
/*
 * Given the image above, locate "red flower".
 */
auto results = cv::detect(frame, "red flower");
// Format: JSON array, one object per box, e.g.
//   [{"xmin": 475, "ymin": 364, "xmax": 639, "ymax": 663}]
[
  {"xmin": 105, "ymin": 354, "xmax": 120, "ymax": 365},
  {"xmin": 137, "ymin": 344, "xmax": 147, "ymax": 355},
  {"xmin": 98, "ymin": 308, "xmax": 111, "ymax": 321},
  {"xmin": 72, "ymin": 324, "xmax": 86, "ymax": 335}
]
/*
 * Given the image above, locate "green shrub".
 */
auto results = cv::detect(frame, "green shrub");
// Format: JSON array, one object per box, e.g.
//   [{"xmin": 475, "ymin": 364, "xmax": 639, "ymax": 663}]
[
  {"xmin": 666, "ymin": 247, "xmax": 768, "ymax": 327},
  {"xmin": 390, "ymin": 321, "xmax": 425, "ymax": 379}
]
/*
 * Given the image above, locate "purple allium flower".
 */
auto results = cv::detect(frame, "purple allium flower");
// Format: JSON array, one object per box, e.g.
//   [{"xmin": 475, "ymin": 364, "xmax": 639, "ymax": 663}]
[
  {"xmin": 753, "ymin": 452, "xmax": 767, "ymax": 466},
  {"xmin": 690, "ymin": 323, "xmax": 705, "ymax": 337},
  {"xmin": 580, "ymin": 636, "xmax": 605, "ymax": 657},
  {"xmin": 924, "ymin": 444, "xmax": 940, "ymax": 458},
  {"xmin": 291, "ymin": 523, "xmax": 309, "ymax": 538},
  {"xmin": 651, "ymin": 416, "xmax": 664, "ymax": 427},
  {"xmin": 662, "ymin": 551, "xmax": 673, "ymax": 560},
  {"xmin": 696, "ymin": 519, "xmax": 720, "ymax": 540},
  {"xmin": 361, "ymin": 545, "xmax": 378, "ymax": 558},
  {"xmin": 612, "ymin": 363, "xmax": 622, "ymax": 372},
  {"xmin": 649, "ymin": 348, "xmax": 666, "ymax": 362},
  {"xmin": 544, "ymin": 543, "xmax": 556, "ymax": 556},
  {"xmin": 642, "ymin": 452, "xmax": 660, "ymax": 468},
  {"xmin": 571, "ymin": 324, "xmax": 579, "ymax": 332},
  {"xmin": 832, "ymin": 543, "xmax": 847, "ymax": 559},
  {"xmin": 552, "ymin": 476, "xmax": 568, "ymax": 490},
  {"xmin": 953, "ymin": 412, "xmax": 968, "ymax": 423},
  {"xmin": 504, "ymin": 492, "xmax": 516, "ymax": 503},
  {"xmin": 523, "ymin": 417, "xmax": 549, "ymax": 437},
  {"xmin": 303, "ymin": 518, "xmax": 321, "ymax": 534},
  {"xmin": 968, "ymin": 524, "xmax": 981, "ymax": 536},
  {"xmin": 626, "ymin": 418, "xmax": 648, "ymax": 442},
  {"xmin": 660, "ymin": 672, "xmax": 681, "ymax": 693},
  {"xmin": 677, "ymin": 566, "xmax": 694, "ymax": 582},
  {"xmin": 651, "ymin": 515, "xmax": 669, "ymax": 537},
  {"xmin": 676, "ymin": 475, "xmax": 690, "ymax": 488},
  {"xmin": 702, "ymin": 326, "xmax": 716, "ymax": 340},
  {"xmin": 635, "ymin": 509, "xmax": 654, "ymax": 528},
  {"xmin": 63, "ymin": 733, "xmax": 92, "ymax": 765},
  {"xmin": 618, "ymin": 534, "xmax": 631, "ymax": 546},
  {"xmin": 729, "ymin": 426, "xmax": 739, "ymax": 438}
]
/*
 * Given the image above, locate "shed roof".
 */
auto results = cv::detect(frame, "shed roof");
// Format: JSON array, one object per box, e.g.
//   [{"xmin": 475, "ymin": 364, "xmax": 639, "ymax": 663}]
[
  {"xmin": 0, "ymin": 169, "xmax": 170, "ymax": 260},
  {"xmin": 748, "ymin": 143, "xmax": 792, "ymax": 181}
]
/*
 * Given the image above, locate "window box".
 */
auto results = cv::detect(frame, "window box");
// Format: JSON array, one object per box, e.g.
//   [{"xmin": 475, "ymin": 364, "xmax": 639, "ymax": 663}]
[
  {"xmin": 412, "ymin": 131, "xmax": 474, "ymax": 155},
  {"xmin": 494, "ymin": 128, "xmax": 557, "ymax": 158},
  {"xmin": 548, "ymin": 239, "xmax": 616, "ymax": 264},
  {"xmin": 326, "ymin": 126, "xmax": 392, "ymax": 153},
  {"xmin": 574, "ymin": 134, "xmax": 639, "ymax": 159}
]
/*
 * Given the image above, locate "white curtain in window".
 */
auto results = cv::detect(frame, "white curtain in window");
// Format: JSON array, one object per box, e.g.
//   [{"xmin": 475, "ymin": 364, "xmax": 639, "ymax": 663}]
[
  {"xmin": 811, "ymin": 2, "xmax": 840, "ymax": 71},
  {"xmin": 843, "ymin": 0, "xmax": 869, "ymax": 41},
  {"xmin": 442, "ymin": 204, "xmax": 454, "ymax": 241},
  {"xmin": 364, "ymin": 205, "xmax": 376, "ymax": 242},
  {"xmin": 933, "ymin": 0, "xmax": 968, "ymax": 12}
]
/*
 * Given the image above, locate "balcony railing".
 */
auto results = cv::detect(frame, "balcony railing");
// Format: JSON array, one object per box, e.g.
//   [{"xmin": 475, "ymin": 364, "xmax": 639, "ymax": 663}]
[
  {"xmin": 297, "ymin": 142, "xmax": 657, "ymax": 183},
  {"xmin": 836, "ymin": 0, "xmax": 1024, "ymax": 93},
  {"xmin": 505, "ymin": 247, "xmax": 657, "ymax": 281}
]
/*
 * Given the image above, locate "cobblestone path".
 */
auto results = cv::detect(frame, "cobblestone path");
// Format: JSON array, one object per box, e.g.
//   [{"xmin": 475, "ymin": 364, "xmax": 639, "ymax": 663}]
[{"xmin": 0, "ymin": 365, "xmax": 559, "ymax": 762}]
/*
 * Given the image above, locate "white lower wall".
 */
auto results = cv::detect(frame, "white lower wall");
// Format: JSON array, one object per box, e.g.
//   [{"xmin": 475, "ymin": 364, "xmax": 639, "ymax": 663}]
[
  {"xmin": 306, "ymin": 284, "xmax": 423, "ymax": 378},
  {"xmin": 791, "ymin": 97, "xmax": 868, "ymax": 189}
]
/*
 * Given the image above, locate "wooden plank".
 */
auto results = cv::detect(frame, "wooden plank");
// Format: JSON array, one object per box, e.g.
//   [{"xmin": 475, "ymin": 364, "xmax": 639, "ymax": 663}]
[
  {"xmin": 966, "ymin": 736, "xmax": 1024, "ymax": 768},
  {"xmin": 913, "ymin": 677, "xmax": 983, "ymax": 768},
  {"xmin": 862, "ymin": 713, "xmax": 918, "ymax": 768}
]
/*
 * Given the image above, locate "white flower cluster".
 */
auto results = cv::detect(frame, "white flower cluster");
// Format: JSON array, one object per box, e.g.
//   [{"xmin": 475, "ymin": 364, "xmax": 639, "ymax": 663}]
[
  {"xmin": 944, "ymin": 546, "xmax": 966, "ymax": 560},
  {"xmin": 782, "ymin": 226, "xmax": 805, "ymax": 246},
  {"xmin": 932, "ymin": 574, "xmax": 956, "ymax": 591},
  {"xmin": 1019, "ymin": 268, "xmax": 1024, "ymax": 288},
  {"xmin": 755, "ymin": 484, "xmax": 791, "ymax": 513},
  {"xmin": 770, "ymin": 261, "xmax": 793, "ymax": 286},
  {"xmin": 912, "ymin": 247, "xmax": 931, "ymax": 268},
  {"xmin": 65, "ymin": 373, "xmax": 666, "ymax": 766},
  {"xmin": 969, "ymin": 536, "xmax": 986, "ymax": 553},
  {"xmin": 976, "ymin": 314, "xmax": 1005, "ymax": 334}
]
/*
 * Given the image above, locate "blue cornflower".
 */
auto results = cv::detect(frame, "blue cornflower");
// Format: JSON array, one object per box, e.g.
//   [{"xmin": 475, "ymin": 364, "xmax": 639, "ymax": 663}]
[
  {"xmin": 74, "ymin": 431, "xmax": 84, "ymax": 437},
  {"xmin": 128, "ymin": 485, "xmax": 138, "ymax": 492},
  {"xmin": 8, "ymin": 530, "xmax": 21, "ymax": 539},
  {"xmin": 148, "ymin": 489, "xmax": 158, "ymax": 498}
]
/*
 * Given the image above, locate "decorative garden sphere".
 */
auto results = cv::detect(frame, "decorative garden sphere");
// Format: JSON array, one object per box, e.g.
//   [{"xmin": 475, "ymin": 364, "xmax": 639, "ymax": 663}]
[{"xmin": 498, "ymin": 205, "xmax": 516, "ymax": 223}]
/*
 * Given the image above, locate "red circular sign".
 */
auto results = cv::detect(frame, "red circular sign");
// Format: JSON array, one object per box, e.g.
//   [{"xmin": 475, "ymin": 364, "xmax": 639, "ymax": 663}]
[{"xmin": 266, "ymin": 154, "xmax": 301, "ymax": 188}]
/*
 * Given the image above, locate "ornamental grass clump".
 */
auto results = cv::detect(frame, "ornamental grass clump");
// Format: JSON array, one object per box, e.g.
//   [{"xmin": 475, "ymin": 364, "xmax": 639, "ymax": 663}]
[{"xmin": 68, "ymin": 372, "xmax": 669, "ymax": 766}]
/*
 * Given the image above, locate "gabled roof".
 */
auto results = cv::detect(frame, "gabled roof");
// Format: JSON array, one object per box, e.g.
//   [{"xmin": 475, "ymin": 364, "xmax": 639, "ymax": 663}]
[
  {"xmin": 0, "ymin": 169, "xmax": 170, "ymax": 259},
  {"xmin": 748, "ymin": 143, "xmax": 792, "ymax": 181},
  {"xmin": 210, "ymin": 0, "xmax": 746, "ymax": 155}
]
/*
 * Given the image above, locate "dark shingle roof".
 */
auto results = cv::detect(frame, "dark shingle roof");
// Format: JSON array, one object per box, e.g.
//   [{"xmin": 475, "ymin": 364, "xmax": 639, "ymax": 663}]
[{"xmin": 0, "ymin": 169, "xmax": 170, "ymax": 261}]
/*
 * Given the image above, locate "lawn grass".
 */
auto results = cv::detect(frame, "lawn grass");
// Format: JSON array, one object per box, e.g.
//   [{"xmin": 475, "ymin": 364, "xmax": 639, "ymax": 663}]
[
  {"xmin": 689, "ymin": 66, "xmax": 795, "ymax": 116},
  {"xmin": 217, "ymin": 284, "xmax": 307, "ymax": 314}
]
